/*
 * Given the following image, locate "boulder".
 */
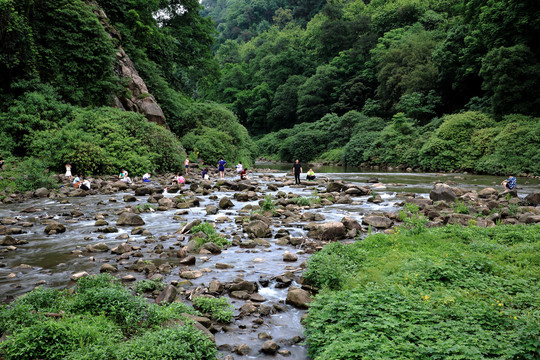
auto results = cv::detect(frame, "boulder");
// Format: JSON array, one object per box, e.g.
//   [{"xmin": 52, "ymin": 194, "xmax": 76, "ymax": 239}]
[
  {"xmin": 244, "ymin": 220, "xmax": 271, "ymax": 238},
  {"xmin": 111, "ymin": 243, "xmax": 132, "ymax": 255},
  {"xmin": 444, "ymin": 213, "xmax": 473, "ymax": 226},
  {"xmin": 201, "ymin": 242, "xmax": 222, "ymax": 254},
  {"xmin": 34, "ymin": 187, "xmax": 50, "ymax": 198},
  {"xmin": 430, "ymin": 184, "xmax": 457, "ymax": 202},
  {"xmin": 362, "ymin": 215, "xmax": 393, "ymax": 229},
  {"xmin": 286, "ymin": 287, "xmax": 312, "ymax": 309},
  {"xmin": 155, "ymin": 285, "xmax": 177, "ymax": 304},
  {"xmin": 261, "ymin": 341, "xmax": 280, "ymax": 355},
  {"xmin": 307, "ymin": 221, "xmax": 346, "ymax": 240},
  {"xmin": 205, "ymin": 205, "xmax": 218, "ymax": 215},
  {"xmin": 100, "ymin": 263, "xmax": 118, "ymax": 273},
  {"xmin": 283, "ymin": 251, "xmax": 298, "ymax": 262},
  {"xmin": 478, "ymin": 188, "xmax": 498, "ymax": 198},
  {"xmin": 44, "ymin": 222, "xmax": 66, "ymax": 235},
  {"xmin": 341, "ymin": 217, "xmax": 361, "ymax": 231},
  {"xmin": 70, "ymin": 271, "xmax": 89, "ymax": 281},
  {"xmin": 218, "ymin": 196, "xmax": 234, "ymax": 209},
  {"xmin": 117, "ymin": 212, "xmax": 145, "ymax": 226},
  {"xmin": 180, "ymin": 270, "xmax": 203, "ymax": 279},
  {"xmin": 326, "ymin": 181, "xmax": 344, "ymax": 193},
  {"xmin": 85, "ymin": 242, "xmax": 110, "ymax": 252},
  {"xmin": 525, "ymin": 192, "xmax": 540, "ymax": 205},
  {"xmin": 229, "ymin": 280, "xmax": 258, "ymax": 293}
]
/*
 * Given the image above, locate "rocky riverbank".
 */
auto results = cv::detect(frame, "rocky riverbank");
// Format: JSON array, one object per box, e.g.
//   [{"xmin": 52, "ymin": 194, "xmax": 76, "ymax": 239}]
[{"xmin": 1, "ymin": 171, "xmax": 539, "ymax": 359}]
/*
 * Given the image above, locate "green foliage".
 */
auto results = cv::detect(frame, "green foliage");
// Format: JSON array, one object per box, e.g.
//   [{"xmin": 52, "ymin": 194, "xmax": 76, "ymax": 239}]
[
  {"xmin": 303, "ymin": 242, "xmax": 366, "ymax": 290},
  {"xmin": 0, "ymin": 274, "xmax": 217, "ymax": 360},
  {"xmin": 304, "ymin": 224, "xmax": 540, "ymax": 360},
  {"xmin": 180, "ymin": 102, "xmax": 256, "ymax": 165},
  {"xmin": 261, "ymin": 194, "xmax": 275, "ymax": 211},
  {"xmin": 28, "ymin": 107, "xmax": 185, "ymax": 176},
  {"xmin": 0, "ymin": 157, "xmax": 58, "ymax": 193},
  {"xmin": 192, "ymin": 296, "xmax": 234, "ymax": 323},
  {"xmin": 191, "ymin": 222, "xmax": 231, "ymax": 249},
  {"xmin": 453, "ymin": 200, "xmax": 470, "ymax": 214},
  {"xmin": 133, "ymin": 278, "xmax": 165, "ymax": 294},
  {"xmin": 398, "ymin": 203, "xmax": 429, "ymax": 235},
  {"xmin": 0, "ymin": 316, "xmax": 122, "ymax": 360}
]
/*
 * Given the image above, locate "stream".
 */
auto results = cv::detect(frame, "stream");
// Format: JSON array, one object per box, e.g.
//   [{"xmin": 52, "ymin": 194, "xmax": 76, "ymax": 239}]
[{"xmin": 1, "ymin": 166, "xmax": 538, "ymax": 359}]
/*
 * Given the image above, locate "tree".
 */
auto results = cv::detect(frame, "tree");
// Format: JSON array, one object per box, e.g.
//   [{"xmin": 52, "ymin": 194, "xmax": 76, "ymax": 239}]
[{"xmin": 297, "ymin": 65, "xmax": 340, "ymax": 123}]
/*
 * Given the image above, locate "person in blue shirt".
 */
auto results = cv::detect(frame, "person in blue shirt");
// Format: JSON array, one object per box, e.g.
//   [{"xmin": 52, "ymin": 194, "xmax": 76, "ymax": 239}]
[
  {"xmin": 501, "ymin": 175, "xmax": 517, "ymax": 192},
  {"xmin": 217, "ymin": 157, "xmax": 227, "ymax": 179}
]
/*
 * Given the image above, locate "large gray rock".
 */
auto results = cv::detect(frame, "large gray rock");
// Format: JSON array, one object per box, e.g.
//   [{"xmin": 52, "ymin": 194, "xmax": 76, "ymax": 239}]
[
  {"xmin": 34, "ymin": 187, "xmax": 50, "ymax": 198},
  {"xmin": 362, "ymin": 215, "xmax": 393, "ymax": 229},
  {"xmin": 478, "ymin": 188, "xmax": 498, "ymax": 198},
  {"xmin": 229, "ymin": 280, "xmax": 258, "ymax": 293},
  {"xmin": 44, "ymin": 222, "xmax": 66, "ymax": 234},
  {"xmin": 261, "ymin": 341, "xmax": 280, "ymax": 354},
  {"xmin": 286, "ymin": 287, "xmax": 312, "ymax": 309},
  {"xmin": 155, "ymin": 285, "xmax": 177, "ymax": 304},
  {"xmin": 244, "ymin": 220, "xmax": 271, "ymax": 238},
  {"xmin": 430, "ymin": 184, "xmax": 457, "ymax": 202},
  {"xmin": 218, "ymin": 196, "xmax": 234, "ymax": 209},
  {"xmin": 525, "ymin": 192, "xmax": 540, "ymax": 205},
  {"xmin": 326, "ymin": 181, "xmax": 344, "ymax": 193},
  {"xmin": 100, "ymin": 263, "xmax": 118, "ymax": 273},
  {"xmin": 307, "ymin": 221, "xmax": 346, "ymax": 240},
  {"xmin": 117, "ymin": 212, "xmax": 145, "ymax": 226},
  {"xmin": 86, "ymin": 242, "xmax": 110, "ymax": 252}
]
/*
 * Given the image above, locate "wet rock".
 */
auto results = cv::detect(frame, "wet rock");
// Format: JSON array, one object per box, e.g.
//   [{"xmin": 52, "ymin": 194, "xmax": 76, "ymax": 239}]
[
  {"xmin": 131, "ymin": 226, "xmax": 145, "ymax": 235},
  {"xmin": 180, "ymin": 219, "xmax": 202, "ymax": 234},
  {"xmin": 94, "ymin": 219, "xmax": 108, "ymax": 226},
  {"xmin": 85, "ymin": 242, "xmax": 110, "ymax": 252},
  {"xmin": 21, "ymin": 207, "xmax": 39, "ymax": 213},
  {"xmin": 1, "ymin": 235, "xmax": 20, "ymax": 246},
  {"xmin": 286, "ymin": 287, "xmax": 312, "ymax": 309},
  {"xmin": 234, "ymin": 344, "xmax": 251, "ymax": 356},
  {"xmin": 326, "ymin": 181, "xmax": 344, "ymax": 192},
  {"xmin": 250, "ymin": 293, "xmax": 266, "ymax": 302},
  {"xmin": 307, "ymin": 221, "xmax": 346, "ymax": 240},
  {"xmin": 362, "ymin": 215, "xmax": 393, "ymax": 229},
  {"xmin": 229, "ymin": 280, "xmax": 258, "ymax": 293},
  {"xmin": 244, "ymin": 220, "xmax": 271, "ymax": 238},
  {"xmin": 219, "ymin": 196, "xmax": 234, "ymax": 209},
  {"xmin": 367, "ymin": 194, "xmax": 384, "ymax": 204},
  {"xmin": 278, "ymin": 350, "xmax": 292, "ymax": 356},
  {"xmin": 117, "ymin": 212, "xmax": 145, "ymax": 226},
  {"xmin": 519, "ymin": 213, "xmax": 540, "ymax": 224},
  {"xmin": 525, "ymin": 192, "xmax": 540, "ymax": 205},
  {"xmin": 180, "ymin": 270, "xmax": 203, "ymax": 279},
  {"xmin": 261, "ymin": 340, "xmax": 280, "ymax": 354},
  {"xmin": 122, "ymin": 275, "xmax": 136, "ymax": 282},
  {"xmin": 70, "ymin": 271, "xmax": 89, "ymax": 281},
  {"xmin": 155, "ymin": 285, "xmax": 177, "ymax": 304},
  {"xmin": 231, "ymin": 291, "xmax": 250, "ymax": 300},
  {"xmin": 44, "ymin": 222, "xmax": 66, "ymax": 235},
  {"xmin": 34, "ymin": 187, "xmax": 50, "ymax": 198},
  {"xmin": 179, "ymin": 255, "xmax": 196, "ymax": 265},
  {"xmin": 206, "ymin": 205, "xmax": 218, "ymax": 215},
  {"xmin": 344, "ymin": 186, "xmax": 371, "ymax": 195},
  {"xmin": 209, "ymin": 280, "xmax": 223, "ymax": 293},
  {"xmin": 444, "ymin": 213, "xmax": 473, "ymax": 226},
  {"xmin": 283, "ymin": 251, "xmax": 298, "ymax": 262},
  {"xmin": 259, "ymin": 304, "xmax": 273, "ymax": 316},
  {"xmin": 405, "ymin": 197, "xmax": 433, "ymax": 209},
  {"xmin": 342, "ymin": 216, "xmax": 361, "ymax": 232},
  {"xmin": 430, "ymin": 184, "xmax": 457, "ymax": 202},
  {"xmin": 123, "ymin": 195, "xmax": 137, "ymax": 202},
  {"xmin": 102, "ymin": 226, "xmax": 119, "ymax": 233},
  {"xmin": 258, "ymin": 332, "xmax": 272, "ymax": 340},
  {"xmin": 215, "ymin": 263, "xmax": 234, "ymax": 269},
  {"xmin": 100, "ymin": 263, "xmax": 118, "ymax": 273},
  {"xmin": 478, "ymin": 188, "xmax": 498, "ymax": 198}
]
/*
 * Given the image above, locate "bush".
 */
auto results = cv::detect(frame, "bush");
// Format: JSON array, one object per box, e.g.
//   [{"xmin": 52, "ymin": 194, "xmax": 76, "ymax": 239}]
[
  {"xmin": 28, "ymin": 107, "xmax": 185, "ymax": 176},
  {"xmin": 303, "ymin": 242, "xmax": 366, "ymax": 290},
  {"xmin": 0, "ymin": 316, "xmax": 122, "ymax": 360},
  {"xmin": 65, "ymin": 325, "xmax": 217, "ymax": 360},
  {"xmin": 192, "ymin": 297, "xmax": 234, "ymax": 323},
  {"xmin": 191, "ymin": 222, "xmax": 231, "ymax": 249},
  {"xmin": 133, "ymin": 278, "xmax": 165, "ymax": 294}
]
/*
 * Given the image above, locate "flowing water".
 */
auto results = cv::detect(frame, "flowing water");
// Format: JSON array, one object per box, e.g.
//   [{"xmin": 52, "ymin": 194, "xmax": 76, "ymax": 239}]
[{"xmin": 1, "ymin": 166, "xmax": 538, "ymax": 359}]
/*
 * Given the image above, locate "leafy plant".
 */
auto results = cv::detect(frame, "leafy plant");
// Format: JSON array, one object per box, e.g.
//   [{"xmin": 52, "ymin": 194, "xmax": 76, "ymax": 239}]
[
  {"xmin": 192, "ymin": 297, "xmax": 234, "ymax": 323},
  {"xmin": 399, "ymin": 204, "xmax": 428, "ymax": 235},
  {"xmin": 453, "ymin": 200, "xmax": 470, "ymax": 214},
  {"xmin": 133, "ymin": 278, "xmax": 165, "ymax": 294},
  {"xmin": 191, "ymin": 222, "xmax": 231, "ymax": 248},
  {"xmin": 261, "ymin": 194, "xmax": 275, "ymax": 211}
]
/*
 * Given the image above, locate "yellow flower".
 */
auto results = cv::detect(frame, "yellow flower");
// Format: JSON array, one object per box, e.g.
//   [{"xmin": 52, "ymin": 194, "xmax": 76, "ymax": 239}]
[{"xmin": 514, "ymin": 316, "xmax": 517, "ymax": 320}]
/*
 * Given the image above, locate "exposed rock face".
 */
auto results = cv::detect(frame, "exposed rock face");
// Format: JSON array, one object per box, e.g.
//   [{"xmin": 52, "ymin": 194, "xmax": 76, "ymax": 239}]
[{"xmin": 92, "ymin": 5, "xmax": 167, "ymax": 127}]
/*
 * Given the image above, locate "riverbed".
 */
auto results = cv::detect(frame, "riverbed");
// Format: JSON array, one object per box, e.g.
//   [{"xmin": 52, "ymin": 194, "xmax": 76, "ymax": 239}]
[{"xmin": 1, "ymin": 168, "xmax": 538, "ymax": 359}]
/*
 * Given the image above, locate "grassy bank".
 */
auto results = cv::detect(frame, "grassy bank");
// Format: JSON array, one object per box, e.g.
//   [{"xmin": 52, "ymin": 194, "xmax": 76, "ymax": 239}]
[
  {"xmin": 303, "ymin": 224, "xmax": 540, "ymax": 359},
  {"xmin": 0, "ymin": 274, "xmax": 220, "ymax": 360}
]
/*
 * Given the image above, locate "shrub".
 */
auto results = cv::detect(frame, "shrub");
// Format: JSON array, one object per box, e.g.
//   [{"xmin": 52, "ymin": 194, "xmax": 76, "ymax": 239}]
[
  {"xmin": 261, "ymin": 194, "xmax": 275, "ymax": 211},
  {"xmin": 192, "ymin": 297, "xmax": 234, "ymax": 323},
  {"xmin": 191, "ymin": 222, "xmax": 231, "ymax": 248},
  {"xmin": 133, "ymin": 278, "xmax": 165, "ymax": 294},
  {"xmin": 0, "ymin": 316, "xmax": 122, "ymax": 360},
  {"xmin": 303, "ymin": 242, "xmax": 366, "ymax": 290}
]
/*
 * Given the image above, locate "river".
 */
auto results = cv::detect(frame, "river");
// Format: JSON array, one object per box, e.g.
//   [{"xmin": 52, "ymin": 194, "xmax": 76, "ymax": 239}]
[{"xmin": 1, "ymin": 167, "xmax": 538, "ymax": 359}]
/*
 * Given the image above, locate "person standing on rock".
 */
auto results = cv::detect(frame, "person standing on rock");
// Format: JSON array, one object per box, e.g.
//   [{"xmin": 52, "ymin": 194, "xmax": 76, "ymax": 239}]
[
  {"xmin": 218, "ymin": 157, "xmax": 227, "ymax": 179},
  {"xmin": 65, "ymin": 163, "xmax": 72, "ymax": 181},
  {"xmin": 184, "ymin": 156, "xmax": 190, "ymax": 175},
  {"xmin": 293, "ymin": 159, "xmax": 302, "ymax": 185}
]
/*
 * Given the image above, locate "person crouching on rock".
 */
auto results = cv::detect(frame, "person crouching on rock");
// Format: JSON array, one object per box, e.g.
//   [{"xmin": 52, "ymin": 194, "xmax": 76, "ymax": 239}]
[
  {"xmin": 80, "ymin": 177, "xmax": 91, "ymax": 191},
  {"xmin": 306, "ymin": 168, "xmax": 316, "ymax": 181},
  {"xmin": 240, "ymin": 168, "xmax": 249, "ymax": 180},
  {"xmin": 501, "ymin": 175, "xmax": 517, "ymax": 193},
  {"xmin": 73, "ymin": 175, "xmax": 81, "ymax": 188},
  {"xmin": 142, "ymin": 173, "xmax": 151, "ymax": 182}
]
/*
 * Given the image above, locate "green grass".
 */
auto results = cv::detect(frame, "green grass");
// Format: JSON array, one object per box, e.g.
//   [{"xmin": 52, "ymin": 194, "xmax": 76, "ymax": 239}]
[
  {"xmin": 192, "ymin": 297, "xmax": 234, "ymax": 323},
  {"xmin": 304, "ymin": 225, "xmax": 540, "ymax": 360}
]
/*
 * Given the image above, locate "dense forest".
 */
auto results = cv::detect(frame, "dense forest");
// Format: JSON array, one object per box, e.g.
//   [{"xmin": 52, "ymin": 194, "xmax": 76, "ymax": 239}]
[
  {"xmin": 1, "ymin": 0, "xmax": 539, "ymax": 191},
  {"xmin": 202, "ymin": 0, "xmax": 540, "ymax": 175}
]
